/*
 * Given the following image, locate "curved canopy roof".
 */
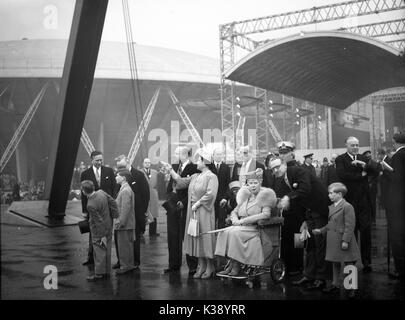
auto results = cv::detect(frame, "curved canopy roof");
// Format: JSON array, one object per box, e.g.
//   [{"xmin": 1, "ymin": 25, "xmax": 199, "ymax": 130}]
[
  {"xmin": 0, "ymin": 40, "xmax": 220, "ymax": 84},
  {"xmin": 226, "ymin": 31, "xmax": 405, "ymax": 109}
]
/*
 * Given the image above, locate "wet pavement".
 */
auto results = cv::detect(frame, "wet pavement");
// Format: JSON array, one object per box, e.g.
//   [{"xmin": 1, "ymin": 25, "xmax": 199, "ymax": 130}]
[{"xmin": 1, "ymin": 203, "xmax": 403, "ymax": 300}]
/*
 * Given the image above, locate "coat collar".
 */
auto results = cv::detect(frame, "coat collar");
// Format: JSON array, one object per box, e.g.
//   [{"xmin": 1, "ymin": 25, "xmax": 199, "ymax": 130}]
[
  {"xmin": 328, "ymin": 198, "xmax": 346, "ymax": 217},
  {"xmin": 119, "ymin": 182, "xmax": 130, "ymax": 193}
]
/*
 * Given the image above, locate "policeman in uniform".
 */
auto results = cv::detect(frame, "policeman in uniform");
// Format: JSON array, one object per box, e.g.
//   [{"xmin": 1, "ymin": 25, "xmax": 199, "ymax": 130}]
[{"xmin": 271, "ymin": 142, "xmax": 305, "ymax": 275}]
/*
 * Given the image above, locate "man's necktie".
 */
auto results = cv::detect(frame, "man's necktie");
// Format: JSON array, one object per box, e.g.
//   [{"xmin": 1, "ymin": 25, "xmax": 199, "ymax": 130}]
[
  {"xmin": 216, "ymin": 164, "xmax": 220, "ymax": 172},
  {"xmin": 95, "ymin": 168, "xmax": 101, "ymax": 185},
  {"xmin": 177, "ymin": 163, "xmax": 183, "ymax": 176}
]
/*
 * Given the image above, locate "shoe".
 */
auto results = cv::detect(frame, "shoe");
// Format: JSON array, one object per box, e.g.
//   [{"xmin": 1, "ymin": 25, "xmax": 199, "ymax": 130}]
[
  {"xmin": 193, "ymin": 269, "xmax": 205, "ymax": 279},
  {"xmin": 292, "ymin": 277, "xmax": 312, "ymax": 286},
  {"xmin": 163, "ymin": 267, "xmax": 180, "ymax": 274},
  {"xmin": 112, "ymin": 262, "xmax": 120, "ymax": 270},
  {"xmin": 201, "ymin": 270, "xmax": 215, "ymax": 279},
  {"xmin": 82, "ymin": 260, "xmax": 94, "ymax": 266},
  {"xmin": 116, "ymin": 268, "xmax": 134, "ymax": 275},
  {"xmin": 86, "ymin": 274, "xmax": 108, "ymax": 281},
  {"xmin": 218, "ymin": 263, "xmax": 233, "ymax": 276},
  {"xmin": 363, "ymin": 266, "xmax": 372, "ymax": 274},
  {"xmin": 322, "ymin": 285, "xmax": 340, "ymax": 294},
  {"xmin": 306, "ymin": 280, "xmax": 325, "ymax": 290}
]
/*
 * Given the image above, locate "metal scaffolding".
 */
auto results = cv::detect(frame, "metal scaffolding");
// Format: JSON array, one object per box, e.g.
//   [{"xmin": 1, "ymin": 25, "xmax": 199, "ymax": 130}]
[
  {"xmin": 127, "ymin": 87, "xmax": 161, "ymax": 165},
  {"xmin": 219, "ymin": 0, "xmax": 405, "ymax": 158},
  {"xmin": 167, "ymin": 87, "xmax": 205, "ymax": 148},
  {"xmin": 0, "ymin": 83, "xmax": 49, "ymax": 173}
]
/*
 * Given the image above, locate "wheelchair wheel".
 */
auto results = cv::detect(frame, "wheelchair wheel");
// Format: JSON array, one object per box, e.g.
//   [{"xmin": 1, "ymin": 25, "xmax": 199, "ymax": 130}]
[{"xmin": 270, "ymin": 258, "xmax": 286, "ymax": 283}]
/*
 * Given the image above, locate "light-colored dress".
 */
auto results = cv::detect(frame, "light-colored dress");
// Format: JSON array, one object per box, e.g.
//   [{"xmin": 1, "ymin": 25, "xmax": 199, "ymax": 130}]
[
  {"xmin": 176, "ymin": 169, "xmax": 219, "ymax": 258},
  {"xmin": 214, "ymin": 191, "xmax": 271, "ymax": 266}
]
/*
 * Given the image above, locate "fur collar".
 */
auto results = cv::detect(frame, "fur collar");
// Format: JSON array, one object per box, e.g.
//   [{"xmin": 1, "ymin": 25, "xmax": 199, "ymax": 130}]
[{"xmin": 236, "ymin": 186, "xmax": 277, "ymax": 208}]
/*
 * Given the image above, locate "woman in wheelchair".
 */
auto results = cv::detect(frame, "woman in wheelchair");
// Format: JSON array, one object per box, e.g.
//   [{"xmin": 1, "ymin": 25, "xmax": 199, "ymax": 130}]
[{"xmin": 215, "ymin": 170, "xmax": 279, "ymax": 276}]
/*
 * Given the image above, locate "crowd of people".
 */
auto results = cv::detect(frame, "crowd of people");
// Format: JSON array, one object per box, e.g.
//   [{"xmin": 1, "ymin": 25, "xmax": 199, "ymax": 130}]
[
  {"xmin": 0, "ymin": 174, "xmax": 45, "ymax": 204},
  {"xmin": 77, "ymin": 132, "xmax": 405, "ymax": 298}
]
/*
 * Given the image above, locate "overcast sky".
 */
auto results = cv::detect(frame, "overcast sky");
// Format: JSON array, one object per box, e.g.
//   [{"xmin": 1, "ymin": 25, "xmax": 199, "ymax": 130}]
[{"xmin": 0, "ymin": 0, "xmax": 403, "ymax": 58}]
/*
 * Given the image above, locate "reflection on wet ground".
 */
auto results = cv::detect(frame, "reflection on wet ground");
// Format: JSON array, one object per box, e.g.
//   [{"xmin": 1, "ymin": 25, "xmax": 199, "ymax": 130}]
[{"xmin": 0, "ymin": 204, "xmax": 402, "ymax": 300}]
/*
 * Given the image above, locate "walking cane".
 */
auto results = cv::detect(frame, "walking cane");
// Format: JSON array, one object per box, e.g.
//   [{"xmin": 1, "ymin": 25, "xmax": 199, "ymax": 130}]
[{"xmin": 278, "ymin": 208, "xmax": 283, "ymax": 260}]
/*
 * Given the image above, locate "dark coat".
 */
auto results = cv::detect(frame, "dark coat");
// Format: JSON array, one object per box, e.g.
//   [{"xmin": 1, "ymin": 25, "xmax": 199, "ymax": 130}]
[
  {"xmin": 167, "ymin": 162, "xmax": 200, "ymax": 208},
  {"xmin": 129, "ymin": 166, "xmax": 150, "ymax": 232},
  {"xmin": 80, "ymin": 165, "xmax": 116, "ymax": 213},
  {"xmin": 208, "ymin": 162, "xmax": 230, "ymax": 201},
  {"xmin": 231, "ymin": 160, "xmax": 265, "ymax": 183},
  {"xmin": 320, "ymin": 164, "xmax": 340, "ymax": 187},
  {"xmin": 335, "ymin": 153, "xmax": 376, "ymax": 223},
  {"xmin": 262, "ymin": 169, "xmax": 276, "ymax": 189},
  {"xmin": 284, "ymin": 165, "xmax": 330, "ymax": 218},
  {"xmin": 302, "ymin": 163, "xmax": 316, "ymax": 177},
  {"xmin": 379, "ymin": 155, "xmax": 393, "ymax": 210}
]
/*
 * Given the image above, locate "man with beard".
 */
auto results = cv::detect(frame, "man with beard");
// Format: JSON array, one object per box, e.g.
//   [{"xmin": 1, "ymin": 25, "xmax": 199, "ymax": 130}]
[{"xmin": 270, "ymin": 154, "xmax": 331, "ymax": 288}]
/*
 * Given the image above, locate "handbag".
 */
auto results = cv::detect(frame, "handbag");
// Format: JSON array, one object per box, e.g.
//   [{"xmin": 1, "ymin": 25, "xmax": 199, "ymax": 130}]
[
  {"xmin": 187, "ymin": 211, "xmax": 199, "ymax": 237},
  {"xmin": 78, "ymin": 219, "xmax": 90, "ymax": 234}
]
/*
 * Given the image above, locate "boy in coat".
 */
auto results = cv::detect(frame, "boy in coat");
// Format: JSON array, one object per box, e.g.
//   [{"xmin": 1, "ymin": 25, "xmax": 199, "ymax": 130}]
[
  {"xmin": 314, "ymin": 182, "xmax": 360, "ymax": 298},
  {"xmin": 81, "ymin": 180, "xmax": 118, "ymax": 281},
  {"xmin": 114, "ymin": 169, "xmax": 136, "ymax": 274}
]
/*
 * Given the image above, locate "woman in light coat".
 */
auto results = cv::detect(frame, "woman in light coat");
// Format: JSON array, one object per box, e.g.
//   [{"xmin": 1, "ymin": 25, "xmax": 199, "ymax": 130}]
[{"xmin": 166, "ymin": 148, "xmax": 219, "ymax": 279}]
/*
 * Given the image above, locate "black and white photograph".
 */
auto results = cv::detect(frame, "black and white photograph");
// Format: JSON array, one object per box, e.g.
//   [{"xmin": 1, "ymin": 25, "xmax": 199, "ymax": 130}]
[{"xmin": 0, "ymin": 0, "xmax": 404, "ymax": 307}]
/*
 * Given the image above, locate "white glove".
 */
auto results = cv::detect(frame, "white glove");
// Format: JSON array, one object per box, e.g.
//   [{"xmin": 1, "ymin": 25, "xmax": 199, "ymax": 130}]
[
  {"xmin": 219, "ymin": 199, "xmax": 227, "ymax": 208},
  {"xmin": 278, "ymin": 196, "xmax": 290, "ymax": 211}
]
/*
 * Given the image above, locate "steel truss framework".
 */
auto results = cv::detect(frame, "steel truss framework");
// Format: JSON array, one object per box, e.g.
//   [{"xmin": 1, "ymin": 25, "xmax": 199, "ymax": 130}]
[{"xmin": 220, "ymin": 0, "xmax": 405, "ymax": 159}]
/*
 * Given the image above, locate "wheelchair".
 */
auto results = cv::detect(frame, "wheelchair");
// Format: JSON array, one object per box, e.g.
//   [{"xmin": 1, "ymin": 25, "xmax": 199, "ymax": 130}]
[{"xmin": 216, "ymin": 216, "xmax": 286, "ymax": 288}]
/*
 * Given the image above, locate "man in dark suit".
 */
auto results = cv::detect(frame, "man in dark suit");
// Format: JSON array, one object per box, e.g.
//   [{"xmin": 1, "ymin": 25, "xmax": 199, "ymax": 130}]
[
  {"xmin": 335, "ymin": 136, "xmax": 378, "ymax": 273},
  {"xmin": 270, "ymin": 142, "xmax": 304, "ymax": 275},
  {"xmin": 114, "ymin": 155, "xmax": 150, "ymax": 269},
  {"xmin": 231, "ymin": 145, "xmax": 265, "ymax": 185},
  {"xmin": 164, "ymin": 146, "xmax": 199, "ymax": 274},
  {"xmin": 302, "ymin": 153, "xmax": 316, "ymax": 177},
  {"xmin": 208, "ymin": 148, "xmax": 230, "ymax": 229},
  {"xmin": 271, "ymin": 152, "xmax": 331, "ymax": 287},
  {"xmin": 80, "ymin": 150, "xmax": 116, "ymax": 265},
  {"xmin": 387, "ymin": 133, "xmax": 405, "ymax": 292}
]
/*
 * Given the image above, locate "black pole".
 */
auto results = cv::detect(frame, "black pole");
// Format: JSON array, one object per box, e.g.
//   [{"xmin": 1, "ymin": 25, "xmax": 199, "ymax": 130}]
[{"xmin": 45, "ymin": 0, "xmax": 109, "ymax": 218}]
